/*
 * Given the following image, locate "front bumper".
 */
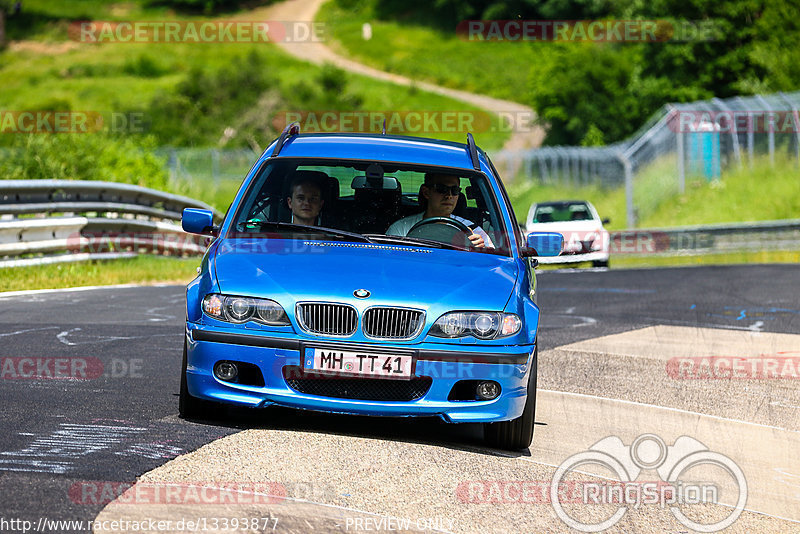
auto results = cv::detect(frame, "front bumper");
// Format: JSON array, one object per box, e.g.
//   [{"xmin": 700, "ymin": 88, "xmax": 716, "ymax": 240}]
[{"xmin": 185, "ymin": 324, "xmax": 535, "ymax": 423}]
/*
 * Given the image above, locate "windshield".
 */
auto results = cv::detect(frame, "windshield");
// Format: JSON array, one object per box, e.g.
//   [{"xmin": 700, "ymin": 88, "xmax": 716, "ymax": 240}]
[
  {"xmin": 228, "ymin": 158, "xmax": 510, "ymax": 254},
  {"xmin": 533, "ymin": 201, "xmax": 594, "ymax": 223}
]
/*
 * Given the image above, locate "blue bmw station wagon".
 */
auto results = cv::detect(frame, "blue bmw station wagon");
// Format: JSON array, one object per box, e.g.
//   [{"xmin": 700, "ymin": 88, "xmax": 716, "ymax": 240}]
[{"xmin": 181, "ymin": 125, "xmax": 561, "ymax": 450}]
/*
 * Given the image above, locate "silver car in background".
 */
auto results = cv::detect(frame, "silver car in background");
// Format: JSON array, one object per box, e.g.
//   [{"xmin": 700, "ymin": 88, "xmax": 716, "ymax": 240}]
[{"xmin": 525, "ymin": 200, "xmax": 610, "ymax": 267}]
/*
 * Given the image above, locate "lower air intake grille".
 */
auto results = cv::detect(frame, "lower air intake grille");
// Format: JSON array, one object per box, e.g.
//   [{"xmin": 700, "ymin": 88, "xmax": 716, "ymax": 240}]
[{"xmin": 282, "ymin": 366, "xmax": 431, "ymax": 401}]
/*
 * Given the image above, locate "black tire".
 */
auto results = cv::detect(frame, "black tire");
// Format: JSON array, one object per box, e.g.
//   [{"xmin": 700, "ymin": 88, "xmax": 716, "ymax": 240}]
[
  {"xmin": 484, "ymin": 347, "xmax": 537, "ymax": 451},
  {"xmin": 592, "ymin": 260, "xmax": 609, "ymax": 268},
  {"xmin": 179, "ymin": 339, "xmax": 205, "ymax": 419}
]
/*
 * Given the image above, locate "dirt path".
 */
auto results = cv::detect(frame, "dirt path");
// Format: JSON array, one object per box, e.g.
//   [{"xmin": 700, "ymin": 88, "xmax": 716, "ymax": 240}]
[{"xmin": 254, "ymin": 0, "xmax": 543, "ymax": 165}]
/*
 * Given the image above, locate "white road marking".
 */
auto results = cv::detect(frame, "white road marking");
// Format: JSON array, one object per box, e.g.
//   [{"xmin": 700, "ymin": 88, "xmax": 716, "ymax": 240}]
[
  {"xmin": 56, "ymin": 328, "xmax": 82, "ymax": 345},
  {"xmin": 57, "ymin": 328, "xmax": 173, "ymax": 346},
  {"xmin": 0, "ymin": 283, "xmax": 180, "ymax": 300},
  {"xmin": 144, "ymin": 306, "xmax": 177, "ymax": 322},
  {"xmin": 0, "ymin": 424, "xmax": 146, "ymax": 474},
  {"xmin": 769, "ymin": 400, "xmax": 800, "ymax": 410},
  {"xmin": 539, "ymin": 388, "xmax": 800, "ymax": 434},
  {"xmin": 0, "ymin": 327, "xmax": 59, "ymax": 337}
]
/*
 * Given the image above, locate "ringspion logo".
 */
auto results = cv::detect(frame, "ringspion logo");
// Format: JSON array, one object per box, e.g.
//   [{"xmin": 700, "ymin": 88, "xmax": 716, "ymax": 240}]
[{"xmin": 550, "ymin": 434, "xmax": 747, "ymax": 532}]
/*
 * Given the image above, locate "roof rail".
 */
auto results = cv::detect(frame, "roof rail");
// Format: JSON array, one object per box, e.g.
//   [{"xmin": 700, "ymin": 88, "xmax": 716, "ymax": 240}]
[
  {"xmin": 466, "ymin": 133, "xmax": 481, "ymax": 171},
  {"xmin": 271, "ymin": 122, "xmax": 301, "ymax": 157}
]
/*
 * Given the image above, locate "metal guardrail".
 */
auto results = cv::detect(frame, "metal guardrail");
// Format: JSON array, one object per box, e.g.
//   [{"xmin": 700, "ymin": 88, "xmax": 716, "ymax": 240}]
[
  {"xmin": 609, "ymin": 219, "xmax": 800, "ymax": 256},
  {"xmin": 3, "ymin": 180, "xmax": 795, "ymax": 267},
  {"xmin": 0, "ymin": 180, "xmax": 222, "ymax": 268},
  {"xmin": 0, "ymin": 180, "xmax": 222, "ymax": 219}
]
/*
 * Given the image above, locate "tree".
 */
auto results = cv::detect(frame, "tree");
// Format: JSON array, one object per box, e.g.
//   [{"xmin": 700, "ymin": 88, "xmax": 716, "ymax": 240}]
[{"xmin": 0, "ymin": 3, "xmax": 6, "ymax": 48}]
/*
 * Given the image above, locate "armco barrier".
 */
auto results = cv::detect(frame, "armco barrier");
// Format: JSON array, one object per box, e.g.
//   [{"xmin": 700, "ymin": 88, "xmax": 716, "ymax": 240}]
[
  {"xmin": 3, "ymin": 180, "xmax": 796, "ymax": 266},
  {"xmin": 0, "ymin": 180, "xmax": 223, "ymax": 267},
  {"xmin": 609, "ymin": 219, "xmax": 800, "ymax": 256}
]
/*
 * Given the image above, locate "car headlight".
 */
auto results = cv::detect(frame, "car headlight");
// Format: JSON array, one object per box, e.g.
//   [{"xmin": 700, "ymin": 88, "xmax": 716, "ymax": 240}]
[
  {"xmin": 202, "ymin": 294, "xmax": 290, "ymax": 326},
  {"xmin": 430, "ymin": 312, "xmax": 521, "ymax": 339}
]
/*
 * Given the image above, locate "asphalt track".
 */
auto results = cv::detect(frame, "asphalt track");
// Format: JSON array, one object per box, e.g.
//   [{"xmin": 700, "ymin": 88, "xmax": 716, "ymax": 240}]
[{"xmin": 0, "ymin": 264, "xmax": 799, "ymax": 532}]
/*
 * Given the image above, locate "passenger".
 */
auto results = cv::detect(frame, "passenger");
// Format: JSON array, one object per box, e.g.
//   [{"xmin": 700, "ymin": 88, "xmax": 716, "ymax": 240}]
[
  {"xmin": 287, "ymin": 176, "xmax": 324, "ymax": 226},
  {"xmin": 386, "ymin": 173, "xmax": 493, "ymax": 248}
]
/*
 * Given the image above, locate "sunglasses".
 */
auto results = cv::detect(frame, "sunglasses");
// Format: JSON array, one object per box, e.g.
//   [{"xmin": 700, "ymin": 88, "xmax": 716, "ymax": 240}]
[{"xmin": 429, "ymin": 183, "xmax": 462, "ymax": 196}]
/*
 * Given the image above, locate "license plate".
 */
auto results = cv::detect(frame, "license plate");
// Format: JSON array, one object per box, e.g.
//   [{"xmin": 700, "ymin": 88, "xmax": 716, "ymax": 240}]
[{"xmin": 304, "ymin": 348, "xmax": 413, "ymax": 380}]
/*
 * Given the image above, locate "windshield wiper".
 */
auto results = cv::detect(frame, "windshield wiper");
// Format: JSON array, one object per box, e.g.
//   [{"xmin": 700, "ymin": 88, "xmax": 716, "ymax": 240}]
[
  {"xmin": 237, "ymin": 221, "xmax": 372, "ymax": 243},
  {"xmin": 363, "ymin": 234, "xmax": 467, "ymax": 251}
]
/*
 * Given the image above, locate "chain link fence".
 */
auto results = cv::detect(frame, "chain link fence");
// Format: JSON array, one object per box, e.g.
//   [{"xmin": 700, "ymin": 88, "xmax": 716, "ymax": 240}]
[
  {"xmin": 158, "ymin": 147, "xmax": 258, "ymax": 187},
  {"xmin": 493, "ymin": 91, "xmax": 800, "ymax": 228}
]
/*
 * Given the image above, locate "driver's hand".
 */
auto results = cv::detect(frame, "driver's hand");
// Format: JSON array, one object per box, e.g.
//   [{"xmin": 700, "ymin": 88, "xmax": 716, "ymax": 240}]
[{"xmin": 468, "ymin": 232, "xmax": 485, "ymax": 248}]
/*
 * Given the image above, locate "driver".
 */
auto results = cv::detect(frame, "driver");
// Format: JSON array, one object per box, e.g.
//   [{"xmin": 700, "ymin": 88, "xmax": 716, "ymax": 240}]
[{"xmin": 386, "ymin": 173, "xmax": 493, "ymax": 248}]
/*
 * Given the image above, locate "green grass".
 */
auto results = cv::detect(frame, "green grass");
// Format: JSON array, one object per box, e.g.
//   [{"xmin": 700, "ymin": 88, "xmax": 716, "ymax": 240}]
[
  {"xmin": 535, "ymin": 250, "xmax": 800, "ymax": 270},
  {"xmin": 317, "ymin": 1, "xmax": 539, "ymax": 105},
  {"xmin": 508, "ymin": 154, "xmax": 800, "ymax": 230},
  {"xmin": 0, "ymin": 2, "xmax": 510, "ymax": 218},
  {"xmin": 640, "ymin": 154, "xmax": 800, "ymax": 227},
  {"xmin": 171, "ymin": 176, "xmax": 243, "ymax": 216},
  {"xmin": 5, "ymin": 0, "xmax": 281, "ymax": 41},
  {"xmin": 1, "ymin": 16, "xmax": 509, "ymax": 150},
  {"xmin": 0, "ymin": 256, "xmax": 199, "ymax": 292},
  {"xmin": 610, "ymin": 250, "xmax": 800, "ymax": 269},
  {"xmin": 4, "ymin": 0, "xmax": 174, "ymax": 41}
]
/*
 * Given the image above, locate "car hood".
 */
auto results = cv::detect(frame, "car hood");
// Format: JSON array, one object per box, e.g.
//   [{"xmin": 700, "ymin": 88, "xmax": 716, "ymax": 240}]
[{"xmin": 213, "ymin": 238, "xmax": 518, "ymax": 312}]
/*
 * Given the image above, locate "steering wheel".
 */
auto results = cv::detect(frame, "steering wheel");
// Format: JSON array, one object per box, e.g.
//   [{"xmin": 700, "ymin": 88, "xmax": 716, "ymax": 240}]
[
  {"xmin": 409, "ymin": 216, "xmax": 472, "ymax": 235},
  {"xmin": 407, "ymin": 217, "xmax": 474, "ymax": 248}
]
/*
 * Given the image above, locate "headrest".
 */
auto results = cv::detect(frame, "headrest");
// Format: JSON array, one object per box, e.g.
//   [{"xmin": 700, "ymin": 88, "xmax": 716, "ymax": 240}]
[
  {"xmin": 351, "ymin": 175, "xmax": 400, "ymax": 191},
  {"xmin": 289, "ymin": 170, "xmax": 329, "ymax": 192}
]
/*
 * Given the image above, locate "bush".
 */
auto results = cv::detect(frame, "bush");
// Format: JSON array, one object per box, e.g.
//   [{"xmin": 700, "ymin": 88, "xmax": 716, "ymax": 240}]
[
  {"xmin": 0, "ymin": 134, "xmax": 169, "ymax": 190},
  {"xmin": 142, "ymin": 51, "xmax": 282, "ymax": 147}
]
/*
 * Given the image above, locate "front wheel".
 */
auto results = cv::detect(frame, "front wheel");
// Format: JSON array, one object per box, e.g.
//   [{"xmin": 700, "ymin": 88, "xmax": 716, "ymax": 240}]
[
  {"xmin": 484, "ymin": 347, "xmax": 537, "ymax": 450},
  {"xmin": 179, "ymin": 339, "xmax": 206, "ymax": 419},
  {"xmin": 592, "ymin": 259, "xmax": 609, "ymax": 268}
]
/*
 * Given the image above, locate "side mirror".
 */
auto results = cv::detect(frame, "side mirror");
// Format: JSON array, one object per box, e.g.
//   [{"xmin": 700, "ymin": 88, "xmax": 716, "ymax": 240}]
[
  {"xmin": 602, "ymin": 217, "xmax": 611, "ymax": 225},
  {"xmin": 521, "ymin": 232, "xmax": 563, "ymax": 258},
  {"xmin": 182, "ymin": 208, "xmax": 218, "ymax": 236}
]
